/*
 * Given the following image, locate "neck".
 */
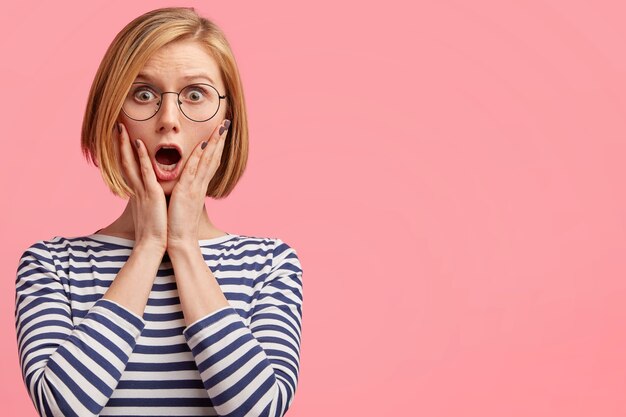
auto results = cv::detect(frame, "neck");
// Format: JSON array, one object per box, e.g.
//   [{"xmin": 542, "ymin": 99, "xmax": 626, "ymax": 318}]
[{"xmin": 98, "ymin": 198, "xmax": 225, "ymax": 240}]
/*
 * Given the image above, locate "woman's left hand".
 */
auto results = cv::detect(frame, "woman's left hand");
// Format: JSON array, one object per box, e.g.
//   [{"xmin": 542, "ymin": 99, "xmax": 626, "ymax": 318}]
[{"xmin": 167, "ymin": 119, "xmax": 230, "ymax": 248}]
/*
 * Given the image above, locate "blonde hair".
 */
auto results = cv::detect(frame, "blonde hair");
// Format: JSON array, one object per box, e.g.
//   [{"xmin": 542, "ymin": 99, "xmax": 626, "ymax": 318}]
[{"xmin": 81, "ymin": 7, "xmax": 248, "ymax": 199}]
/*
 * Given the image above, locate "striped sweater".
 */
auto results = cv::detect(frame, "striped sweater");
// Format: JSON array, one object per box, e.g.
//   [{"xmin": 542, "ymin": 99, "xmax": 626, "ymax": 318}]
[{"xmin": 15, "ymin": 232, "xmax": 303, "ymax": 417}]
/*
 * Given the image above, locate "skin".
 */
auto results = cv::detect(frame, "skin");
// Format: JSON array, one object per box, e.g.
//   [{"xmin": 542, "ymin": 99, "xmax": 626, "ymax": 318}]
[
  {"xmin": 98, "ymin": 39, "xmax": 229, "ymax": 242},
  {"xmin": 99, "ymin": 39, "xmax": 232, "ymax": 323}
]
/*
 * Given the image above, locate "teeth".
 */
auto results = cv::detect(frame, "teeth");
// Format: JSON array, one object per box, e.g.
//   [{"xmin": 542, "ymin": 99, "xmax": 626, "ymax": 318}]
[{"xmin": 156, "ymin": 161, "xmax": 177, "ymax": 171}]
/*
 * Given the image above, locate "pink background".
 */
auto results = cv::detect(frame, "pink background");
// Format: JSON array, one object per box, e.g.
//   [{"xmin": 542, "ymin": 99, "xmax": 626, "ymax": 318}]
[{"xmin": 2, "ymin": 0, "xmax": 626, "ymax": 415}]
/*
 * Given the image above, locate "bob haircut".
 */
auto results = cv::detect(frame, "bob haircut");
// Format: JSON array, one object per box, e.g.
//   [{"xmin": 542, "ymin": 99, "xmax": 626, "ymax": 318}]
[{"xmin": 81, "ymin": 7, "xmax": 248, "ymax": 199}]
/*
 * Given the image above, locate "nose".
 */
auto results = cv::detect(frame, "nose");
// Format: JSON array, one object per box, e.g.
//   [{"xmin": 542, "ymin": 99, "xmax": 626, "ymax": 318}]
[{"xmin": 156, "ymin": 91, "xmax": 182, "ymax": 132}]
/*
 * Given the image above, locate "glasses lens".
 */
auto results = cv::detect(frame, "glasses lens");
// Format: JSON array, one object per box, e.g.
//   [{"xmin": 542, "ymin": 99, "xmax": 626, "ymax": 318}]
[
  {"xmin": 122, "ymin": 83, "xmax": 160, "ymax": 121},
  {"xmin": 122, "ymin": 83, "xmax": 221, "ymax": 122},
  {"xmin": 179, "ymin": 84, "xmax": 220, "ymax": 122}
]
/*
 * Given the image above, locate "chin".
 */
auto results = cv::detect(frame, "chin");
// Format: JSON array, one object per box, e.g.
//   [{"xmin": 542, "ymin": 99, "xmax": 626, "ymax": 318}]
[{"xmin": 159, "ymin": 181, "xmax": 176, "ymax": 196}]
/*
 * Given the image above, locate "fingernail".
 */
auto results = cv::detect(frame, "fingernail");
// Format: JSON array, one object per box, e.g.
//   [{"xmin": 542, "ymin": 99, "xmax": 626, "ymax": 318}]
[
  {"xmin": 201, "ymin": 141, "xmax": 208, "ymax": 150},
  {"xmin": 117, "ymin": 123, "xmax": 122, "ymax": 134},
  {"xmin": 224, "ymin": 119, "xmax": 231, "ymax": 129},
  {"xmin": 219, "ymin": 126, "xmax": 225, "ymax": 135},
  {"xmin": 135, "ymin": 139, "xmax": 140, "ymax": 149}
]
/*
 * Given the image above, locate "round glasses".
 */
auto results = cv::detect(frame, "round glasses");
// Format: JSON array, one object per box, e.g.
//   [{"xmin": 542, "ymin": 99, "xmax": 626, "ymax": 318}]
[{"xmin": 122, "ymin": 82, "xmax": 227, "ymax": 122}]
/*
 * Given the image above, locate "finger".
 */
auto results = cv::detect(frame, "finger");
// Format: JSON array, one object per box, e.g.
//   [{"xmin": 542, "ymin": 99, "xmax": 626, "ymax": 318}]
[
  {"xmin": 177, "ymin": 138, "xmax": 212, "ymax": 188},
  {"xmin": 178, "ymin": 120, "xmax": 225, "ymax": 186},
  {"xmin": 201, "ymin": 120, "xmax": 229, "ymax": 184},
  {"xmin": 197, "ymin": 119, "xmax": 229, "ymax": 179},
  {"xmin": 117, "ymin": 122, "xmax": 143, "ymax": 194},
  {"xmin": 133, "ymin": 137, "xmax": 161, "ymax": 194}
]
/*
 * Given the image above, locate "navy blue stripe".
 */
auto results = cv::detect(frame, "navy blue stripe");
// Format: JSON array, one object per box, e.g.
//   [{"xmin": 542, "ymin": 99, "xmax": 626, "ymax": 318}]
[
  {"xmin": 142, "ymin": 327, "xmax": 187, "ymax": 338},
  {"xmin": 15, "ymin": 275, "xmax": 59, "ymax": 292},
  {"xmin": 264, "ymin": 349, "xmax": 299, "ymax": 380},
  {"xmin": 196, "ymin": 333, "xmax": 251, "ymax": 370},
  {"xmin": 273, "ymin": 242, "xmax": 294, "ymax": 258},
  {"xmin": 143, "ymin": 311, "xmax": 184, "ymax": 321},
  {"xmin": 218, "ymin": 263, "xmax": 270, "ymax": 273},
  {"xmin": 64, "ymin": 253, "xmax": 131, "ymax": 262},
  {"xmin": 17, "ymin": 266, "xmax": 55, "ymax": 281},
  {"xmin": 74, "ymin": 336, "xmax": 123, "ymax": 380},
  {"xmin": 41, "ymin": 397, "xmax": 54, "ymax": 417},
  {"xmin": 61, "ymin": 277, "xmax": 113, "ymax": 288},
  {"xmin": 17, "ymin": 308, "xmax": 71, "ymax": 332},
  {"xmin": 24, "ymin": 354, "xmax": 53, "ymax": 387},
  {"xmin": 231, "ymin": 372, "xmax": 277, "ymax": 416},
  {"xmin": 17, "ymin": 317, "xmax": 73, "ymax": 347},
  {"xmin": 252, "ymin": 309, "xmax": 301, "ymax": 334},
  {"xmin": 134, "ymin": 342, "xmax": 189, "ymax": 354},
  {"xmin": 16, "ymin": 235, "xmax": 302, "ymax": 415},
  {"xmin": 205, "ymin": 340, "xmax": 263, "ymax": 387},
  {"xmin": 147, "ymin": 296, "xmax": 181, "ymax": 306},
  {"xmin": 47, "ymin": 360, "xmax": 102, "ymax": 414},
  {"xmin": 212, "ymin": 357, "xmax": 272, "ymax": 406},
  {"xmin": 21, "ymin": 332, "xmax": 71, "ymax": 354},
  {"xmin": 265, "ymin": 278, "xmax": 303, "ymax": 299},
  {"xmin": 187, "ymin": 319, "xmax": 244, "ymax": 353},
  {"xmin": 125, "ymin": 361, "xmax": 198, "ymax": 372},
  {"xmin": 116, "ymin": 379, "xmax": 205, "ymax": 389},
  {"xmin": 40, "ymin": 381, "xmax": 81, "ymax": 417},
  {"xmin": 56, "ymin": 344, "xmax": 112, "ymax": 397},
  {"xmin": 106, "ymin": 397, "xmax": 210, "ymax": 407},
  {"xmin": 68, "ymin": 292, "xmax": 105, "ymax": 303},
  {"xmin": 18, "ymin": 248, "xmax": 55, "ymax": 270},
  {"xmin": 184, "ymin": 307, "xmax": 236, "ymax": 338},
  {"xmin": 75, "ymin": 320, "xmax": 131, "ymax": 361},
  {"xmin": 215, "ymin": 277, "xmax": 257, "ymax": 286},
  {"xmin": 16, "ymin": 288, "xmax": 67, "ymax": 303},
  {"xmin": 251, "ymin": 316, "xmax": 300, "ymax": 342},
  {"xmin": 96, "ymin": 298, "xmax": 143, "ymax": 330},
  {"xmin": 220, "ymin": 292, "xmax": 254, "ymax": 303}
]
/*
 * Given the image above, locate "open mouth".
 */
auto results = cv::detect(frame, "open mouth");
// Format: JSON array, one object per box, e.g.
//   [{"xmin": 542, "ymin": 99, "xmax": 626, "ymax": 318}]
[
  {"xmin": 155, "ymin": 146, "xmax": 182, "ymax": 171},
  {"xmin": 151, "ymin": 144, "xmax": 183, "ymax": 182}
]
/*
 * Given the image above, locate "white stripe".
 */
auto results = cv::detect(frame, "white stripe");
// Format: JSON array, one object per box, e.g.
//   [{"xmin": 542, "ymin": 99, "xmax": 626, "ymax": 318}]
[
  {"xmin": 16, "ymin": 234, "xmax": 303, "ymax": 415},
  {"xmin": 100, "ymin": 406, "xmax": 217, "ymax": 416},
  {"xmin": 121, "ymin": 370, "xmax": 201, "ymax": 381},
  {"xmin": 205, "ymin": 348, "xmax": 268, "ymax": 398}
]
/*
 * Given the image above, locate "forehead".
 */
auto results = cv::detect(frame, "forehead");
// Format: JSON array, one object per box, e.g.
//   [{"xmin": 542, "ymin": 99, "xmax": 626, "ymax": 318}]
[{"xmin": 137, "ymin": 40, "xmax": 223, "ymax": 88}]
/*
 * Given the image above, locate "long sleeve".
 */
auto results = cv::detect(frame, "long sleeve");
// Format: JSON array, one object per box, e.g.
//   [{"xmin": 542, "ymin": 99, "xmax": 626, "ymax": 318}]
[
  {"xmin": 15, "ymin": 241, "xmax": 146, "ymax": 417},
  {"xmin": 183, "ymin": 238, "xmax": 304, "ymax": 417}
]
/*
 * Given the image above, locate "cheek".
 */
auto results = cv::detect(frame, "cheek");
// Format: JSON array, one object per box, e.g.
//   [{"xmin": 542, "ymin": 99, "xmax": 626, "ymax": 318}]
[
  {"xmin": 120, "ymin": 122, "xmax": 139, "ymax": 140},
  {"xmin": 118, "ymin": 114, "xmax": 147, "ymax": 137},
  {"xmin": 198, "ymin": 122, "xmax": 221, "ymax": 142},
  {"xmin": 115, "ymin": 118, "xmax": 142, "ymax": 163}
]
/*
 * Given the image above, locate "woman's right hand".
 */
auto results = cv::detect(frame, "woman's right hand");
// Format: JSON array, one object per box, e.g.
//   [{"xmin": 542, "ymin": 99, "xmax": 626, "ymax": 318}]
[{"xmin": 117, "ymin": 121, "xmax": 168, "ymax": 251}]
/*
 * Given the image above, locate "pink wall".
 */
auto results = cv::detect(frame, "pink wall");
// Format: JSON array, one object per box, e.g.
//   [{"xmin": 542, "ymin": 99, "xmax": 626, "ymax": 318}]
[{"xmin": 2, "ymin": 1, "xmax": 626, "ymax": 415}]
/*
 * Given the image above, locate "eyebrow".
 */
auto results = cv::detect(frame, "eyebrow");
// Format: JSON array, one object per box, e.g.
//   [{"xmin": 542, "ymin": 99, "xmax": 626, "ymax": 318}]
[{"xmin": 135, "ymin": 72, "xmax": 216, "ymax": 85}]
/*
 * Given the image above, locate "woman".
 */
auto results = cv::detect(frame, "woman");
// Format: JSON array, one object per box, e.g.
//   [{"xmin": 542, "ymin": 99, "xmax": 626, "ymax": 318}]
[{"xmin": 15, "ymin": 7, "xmax": 303, "ymax": 417}]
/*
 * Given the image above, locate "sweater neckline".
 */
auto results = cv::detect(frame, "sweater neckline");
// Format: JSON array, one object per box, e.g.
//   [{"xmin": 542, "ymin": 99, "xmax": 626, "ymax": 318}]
[{"xmin": 86, "ymin": 232, "xmax": 237, "ymax": 248}]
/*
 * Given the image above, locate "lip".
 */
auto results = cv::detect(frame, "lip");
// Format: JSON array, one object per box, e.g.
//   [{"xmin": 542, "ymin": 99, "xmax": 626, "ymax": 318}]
[{"xmin": 152, "ymin": 143, "xmax": 184, "ymax": 182}]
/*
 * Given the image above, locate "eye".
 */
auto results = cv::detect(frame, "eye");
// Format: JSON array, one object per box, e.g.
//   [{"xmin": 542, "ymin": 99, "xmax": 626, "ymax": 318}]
[
  {"xmin": 181, "ymin": 85, "xmax": 215, "ymax": 103},
  {"xmin": 132, "ymin": 86, "xmax": 158, "ymax": 103},
  {"xmin": 188, "ymin": 88, "xmax": 204, "ymax": 101}
]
